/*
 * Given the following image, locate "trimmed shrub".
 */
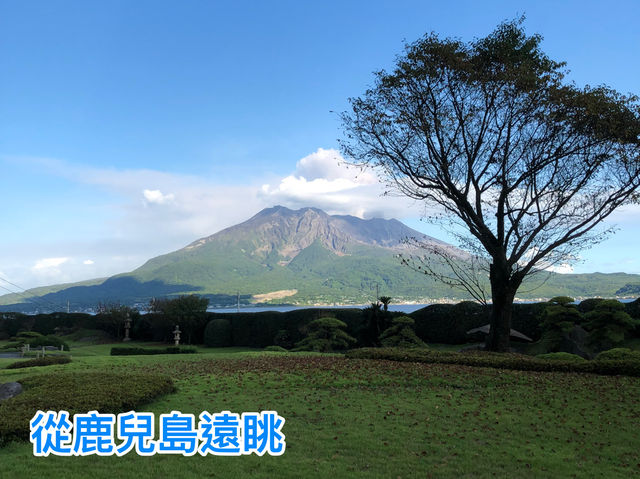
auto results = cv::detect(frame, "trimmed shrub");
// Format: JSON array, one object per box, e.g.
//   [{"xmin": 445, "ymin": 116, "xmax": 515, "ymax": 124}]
[
  {"xmin": 0, "ymin": 371, "xmax": 175, "ymax": 445},
  {"xmin": 536, "ymin": 352, "xmax": 586, "ymax": 362},
  {"xmin": 264, "ymin": 345, "xmax": 288, "ymax": 352},
  {"xmin": 345, "ymin": 348, "xmax": 640, "ymax": 377},
  {"xmin": 379, "ymin": 316, "xmax": 427, "ymax": 348},
  {"xmin": 294, "ymin": 317, "xmax": 356, "ymax": 352},
  {"xmin": 596, "ymin": 348, "xmax": 640, "ymax": 361},
  {"xmin": 5, "ymin": 355, "xmax": 71, "ymax": 369},
  {"xmin": 584, "ymin": 300, "xmax": 639, "ymax": 351},
  {"xmin": 203, "ymin": 318, "xmax": 232, "ymax": 347},
  {"xmin": 577, "ymin": 298, "xmax": 606, "ymax": 314},
  {"xmin": 110, "ymin": 346, "xmax": 196, "ymax": 356}
]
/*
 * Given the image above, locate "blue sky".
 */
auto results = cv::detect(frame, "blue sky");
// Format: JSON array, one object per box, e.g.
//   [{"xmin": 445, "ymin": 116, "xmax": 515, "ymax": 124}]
[{"xmin": 1, "ymin": 0, "xmax": 639, "ymax": 290}]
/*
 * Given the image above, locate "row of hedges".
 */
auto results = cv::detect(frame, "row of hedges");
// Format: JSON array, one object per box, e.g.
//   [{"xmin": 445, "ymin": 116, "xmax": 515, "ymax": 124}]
[
  {"xmin": 2, "ymin": 298, "xmax": 640, "ymax": 347},
  {"xmin": 5, "ymin": 355, "xmax": 71, "ymax": 369},
  {"xmin": 110, "ymin": 346, "xmax": 197, "ymax": 356},
  {"xmin": 345, "ymin": 347, "xmax": 640, "ymax": 377},
  {"xmin": 0, "ymin": 371, "xmax": 175, "ymax": 445}
]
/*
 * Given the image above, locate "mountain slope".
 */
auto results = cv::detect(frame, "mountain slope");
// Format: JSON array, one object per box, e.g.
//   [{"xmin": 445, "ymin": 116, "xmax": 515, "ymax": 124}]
[{"xmin": 2, "ymin": 206, "xmax": 640, "ymax": 311}]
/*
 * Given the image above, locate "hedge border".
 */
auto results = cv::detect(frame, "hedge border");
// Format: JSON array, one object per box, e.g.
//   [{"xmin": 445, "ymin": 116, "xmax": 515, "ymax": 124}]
[
  {"xmin": 345, "ymin": 348, "xmax": 640, "ymax": 377},
  {"xmin": 110, "ymin": 346, "xmax": 197, "ymax": 356}
]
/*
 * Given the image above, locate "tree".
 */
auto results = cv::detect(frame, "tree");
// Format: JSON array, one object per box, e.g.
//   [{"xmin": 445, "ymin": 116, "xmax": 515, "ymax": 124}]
[
  {"xmin": 379, "ymin": 316, "xmax": 427, "ymax": 348},
  {"xmin": 584, "ymin": 300, "xmax": 638, "ymax": 351},
  {"xmin": 340, "ymin": 19, "xmax": 640, "ymax": 351},
  {"xmin": 378, "ymin": 296, "xmax": 392, "ymax": 311},
  {"xmin": 362, "ymin": 301, "xmax": 385, "ymax": 345},
  {"xmin": 294, "ymin": 317, "xmax": 356, "ymax": 352},
  {"xmin": 538, "ymin": 296, "xmax": 583, "ymax": 351}
]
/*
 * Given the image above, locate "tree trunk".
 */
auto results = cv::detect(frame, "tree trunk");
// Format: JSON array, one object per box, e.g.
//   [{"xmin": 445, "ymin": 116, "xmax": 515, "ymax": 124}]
[{"xmin": 485, "ymin": 263, "xmax": 517, "ymax": 352}]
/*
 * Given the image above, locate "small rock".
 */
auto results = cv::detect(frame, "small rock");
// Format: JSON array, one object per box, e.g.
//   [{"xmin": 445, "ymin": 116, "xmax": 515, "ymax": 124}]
[{"xmin": 0, "ymin": 382, "xmax": 23, "ymax": 401}]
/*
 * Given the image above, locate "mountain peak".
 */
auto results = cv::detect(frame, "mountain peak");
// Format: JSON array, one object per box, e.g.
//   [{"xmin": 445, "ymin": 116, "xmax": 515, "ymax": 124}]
[
  {"xmin": 181, "ymin": 205, "xmax": 440, "ymax": 263},
  {"xmin": 251, "ymin": 205, "xmax": 326, "ymax": 219}
]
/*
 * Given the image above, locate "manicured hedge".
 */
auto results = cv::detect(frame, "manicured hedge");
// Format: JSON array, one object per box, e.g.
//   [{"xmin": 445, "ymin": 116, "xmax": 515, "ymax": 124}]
[
  {"xmin": 409, "ymin": 301, "xmax": 547, "ymax": 344},
  {"xmin": 110, "ymin": 346, "xmax": 197, "ymax": 356},
  {"xmin": 264, "ymin": 345, "xmax": 288, "ymax": 352},
  {"xmin": 0, "ymin": 371, "xmax": 175, "ymax": 445},
  {"xmin": 5, "ymin": 355, "xmax": 71, "ymax": 369},
  {"xmin": 345, "ymin": 347, "xmax": 640, "ymax": 377},
  {"xmin": 203, "ymin": 318, "xmax": 232, "ymax": 347},
  {"xmin": 595, "ymin": 348, "xmax": 640, "ymax": 361},
  {"xmin": 535, "ymin": 352, "xmax": 586, "ymax": 362}
]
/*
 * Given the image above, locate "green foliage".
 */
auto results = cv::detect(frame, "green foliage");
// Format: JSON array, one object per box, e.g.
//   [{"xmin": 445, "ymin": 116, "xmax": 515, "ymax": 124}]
[
  {"xmin": 148, "ymin": 294, "xmax": 209, "ymax": 314},
  {"xmin": 577, "ymin": 298, "xmax": 605, "ymax": 314},
  {"xmin": 294, "ymin": 317, "xmax": 356, "ymax": 352},
  {"xmin": 110, "ymin": 346, "xmax": 197, "ymax": 356},
  {"xmin": 5, "ymin": 355, "xmax": 71, "ymax": 369},
  {"xmin": 346, "ymin": 348, "xmax": 640, "ymax": 377},
  {"xmin": 264, "ymin": 345, "xmax": 288, "ymax": 352},
  {"xmin": 0, "ymin": 371, "xmax": 174, "ymax": 445},
  {"xmin": 203, "ymin": 318, "xmax": 232, "ymax": 347},
  {"xmin": 596, "ymin": 348, "xmax": 640, "ymax": 361},
  {"xmin": 548, "ymin": 296, "xmax": 575, "ymax": 306},
  {"xmin": 379, "ymin": 316, "xmax": 427, "ymax": 348},
  {"xmin": 538, "ymin": 297, "xmax": 582, "ymax": 351},
  {"xmin": 624, "ymin": 297, "xmax": 640, "ymax": 320},
  {"xmin": 536, "ymin": 352, "xmax": 586, "ymax": 362},
  {"xmin": 584, "ymin": 300, "xmax": 639, "ymax": 351}
]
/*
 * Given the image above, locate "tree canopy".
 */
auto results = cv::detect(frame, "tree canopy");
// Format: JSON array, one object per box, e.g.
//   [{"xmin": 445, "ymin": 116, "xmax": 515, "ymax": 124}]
[{"xmin": 341, "ymin": 19, "xmax": 640, "ymax": 351}]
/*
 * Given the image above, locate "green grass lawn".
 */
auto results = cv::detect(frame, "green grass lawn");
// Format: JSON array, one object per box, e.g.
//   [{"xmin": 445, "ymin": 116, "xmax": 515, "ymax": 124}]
[{"xmin": 1, "ymin": 344, "xmax": 639, "ymax": 478}]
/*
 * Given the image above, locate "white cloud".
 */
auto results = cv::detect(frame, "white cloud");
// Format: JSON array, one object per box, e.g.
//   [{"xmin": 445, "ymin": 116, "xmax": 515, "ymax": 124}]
[
  {"xmin": 83, "ymin": 259, "xmax": 95, "ymax": 265},
  {"xmin": 546, "ymin": 263, "xmax": 574, "ymax": 274},
  {"xmin": 33, "ymin": 257, "xmax": 69, "ymax": 270},
  {"xmin": 143, "ymin": 189, "xmax": 175, "ymax": 205},
  {"xmin": 294, "ymin": 147, "xmax": 376, "ymax": 183},
  {"xmin": 259, "ymin": 148, "xmax": 420, "ymax": 219}
]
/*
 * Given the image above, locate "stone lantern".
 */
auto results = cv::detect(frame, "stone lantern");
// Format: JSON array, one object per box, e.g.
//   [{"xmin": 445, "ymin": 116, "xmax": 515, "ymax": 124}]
[
  {"xmin": 123, "ymin": 313, "xmax": 132, "ymax": 342},
  {"xmin": 173, "ymin": 325, "xmax": 181, "ymax": 346}
]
